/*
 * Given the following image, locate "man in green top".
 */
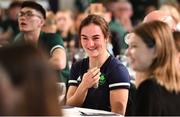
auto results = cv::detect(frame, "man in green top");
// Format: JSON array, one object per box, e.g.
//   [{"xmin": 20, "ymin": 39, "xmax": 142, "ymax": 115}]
[{"xmin": 14, "ymin": 1, "xmax": 67, "ymax": 82}]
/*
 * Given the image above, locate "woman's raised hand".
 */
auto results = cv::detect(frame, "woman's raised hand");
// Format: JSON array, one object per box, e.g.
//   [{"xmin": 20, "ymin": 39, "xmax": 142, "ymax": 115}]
[{"xmin": 81, "ymin": 67, "xmax": 100, "ymax": 89}]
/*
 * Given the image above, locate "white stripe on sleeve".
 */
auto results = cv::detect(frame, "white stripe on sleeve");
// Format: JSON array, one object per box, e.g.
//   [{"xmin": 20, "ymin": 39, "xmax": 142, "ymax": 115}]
[
  {"xmin": 68, "ymin": 80, "xmax": 78, "ymax": 84},
  {"xmin": 50, "ymin": 45, "xmax": 64, "ymax": 55},
  {"xmin": 109, "ymin": 82, "xmax": 130, "ymax": 88}
]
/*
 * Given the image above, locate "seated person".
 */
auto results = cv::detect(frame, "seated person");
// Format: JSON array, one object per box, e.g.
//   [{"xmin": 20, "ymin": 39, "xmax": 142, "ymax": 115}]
[
  {"xmin": 126, "ymin": 21, "xmax": 180, "ymax": 115},
  {"xmin": 66, "ymin": 14, "xmax": 130, "ymax": 115},
  {"xmin": 14, "ymin": 1, "xmax": 67, "ymax": 83}
]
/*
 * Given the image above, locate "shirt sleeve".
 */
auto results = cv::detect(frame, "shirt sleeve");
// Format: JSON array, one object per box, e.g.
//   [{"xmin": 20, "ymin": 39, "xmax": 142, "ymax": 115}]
[
  {"xmin": 44, "ymin": 33, "xmax": 65, "ymax": 55},
  {"xmin": 68, "ymin": 61, "xmax": 82, "ymax": 86},
  {"xmin": 108, "ymin": 58, "xmax": 130, "ymax": 90}
]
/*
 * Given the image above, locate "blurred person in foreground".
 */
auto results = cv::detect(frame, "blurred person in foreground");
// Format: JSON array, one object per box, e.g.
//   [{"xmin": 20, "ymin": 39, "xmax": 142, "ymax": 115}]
[
  {"xmin": 133, "ymin": 10, "xmax": 177, "ymax": 87},
  {"xmin": 126, "ymin": 21, "xmax": 180, "ymax": 115},
  {"xmin": 66, "ymin": 14, "xmax": 130, "ymax": 115},
  {"xmin": 0, "ymin": 44, "xmax": 62, "ymax": 115},
  {"xmin": 125, "ymin": 9, "xmax": 180, "ymax": 115},
  {"xmin": 0, "ymin": 65, "xmax": 20, "ymax": 115},
  {"xmin": 14, "ymin": 1, "xmax": 67, "ymax": 83}
]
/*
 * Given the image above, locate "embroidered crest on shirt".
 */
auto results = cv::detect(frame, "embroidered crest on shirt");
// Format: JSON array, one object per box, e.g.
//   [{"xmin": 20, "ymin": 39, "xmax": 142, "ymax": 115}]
[{"xmin": 99, "ymin": 73, "xmax": 106, "ymax": 85}]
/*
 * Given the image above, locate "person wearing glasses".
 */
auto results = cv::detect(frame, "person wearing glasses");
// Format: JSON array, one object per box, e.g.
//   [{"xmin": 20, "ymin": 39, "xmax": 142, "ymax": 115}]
[{"xmin": 14, "ymin": 1, "xmax": 67, "ymax": 82}]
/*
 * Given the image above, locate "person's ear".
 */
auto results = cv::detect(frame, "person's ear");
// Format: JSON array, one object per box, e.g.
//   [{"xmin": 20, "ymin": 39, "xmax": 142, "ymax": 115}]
[{"xmin": 39, "ymin": 19, "xmax": 45, "ymax": 27}]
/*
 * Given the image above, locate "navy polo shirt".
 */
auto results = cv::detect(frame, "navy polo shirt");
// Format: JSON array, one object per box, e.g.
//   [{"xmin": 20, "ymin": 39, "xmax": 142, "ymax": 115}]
[{"xmin": 68, "ymin": 55, "xmax": 130, "ymax": 111}]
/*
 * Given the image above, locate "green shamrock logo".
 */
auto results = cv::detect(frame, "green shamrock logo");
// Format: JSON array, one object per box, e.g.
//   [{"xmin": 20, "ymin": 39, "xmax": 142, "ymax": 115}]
[{"xmin": 99, "ymin": 73, "xmax": 106, "ymax": 85}]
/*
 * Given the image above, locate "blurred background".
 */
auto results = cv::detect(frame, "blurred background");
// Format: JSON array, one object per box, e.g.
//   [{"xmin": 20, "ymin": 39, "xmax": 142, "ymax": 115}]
[
  {"xmin": 0, "ymin": 0, "xmax": 180, "ymax": 79},
  {"xmin": 0, "ymin": 0, "xmax": 180, "ymax": 22}
]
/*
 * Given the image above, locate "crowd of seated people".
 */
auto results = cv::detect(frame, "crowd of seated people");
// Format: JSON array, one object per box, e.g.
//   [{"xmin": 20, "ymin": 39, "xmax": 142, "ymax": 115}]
[{"xmin": 0, "ymin": 0, "xmax": 180, "ymax": 116}]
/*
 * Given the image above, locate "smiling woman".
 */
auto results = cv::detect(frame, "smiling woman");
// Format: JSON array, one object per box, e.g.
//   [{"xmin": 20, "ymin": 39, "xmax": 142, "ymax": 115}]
[
  {"xmin": 125, "ymin": 32, "xmax": 156, "ymax": 72},
  {"xmin": 80, "ymin": 23, "xmax": 107, "ymax": 58},
  {"xmin": 126, "ymin": 20, "xmax": 180, "ymax": 116},
  {"xmin": 66, "ymin": 14, "xmax": 130, "ymax": 115}
]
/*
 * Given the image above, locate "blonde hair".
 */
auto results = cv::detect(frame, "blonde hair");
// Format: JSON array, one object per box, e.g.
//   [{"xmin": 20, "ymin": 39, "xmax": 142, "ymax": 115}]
[
  {"xmin": 160, "ymin": 3, "xmax": 180, "ymax": 24},
  {"xmin": 55, "ymin": 10, "xmax": 75, "ymax": 34},
  {"xmin": 41, "ymin": 11, "xmax": 57, "ymax": 33},
  {"xmin": 134, "ymin": 20, "xmax": 180, "ymax": 93}
]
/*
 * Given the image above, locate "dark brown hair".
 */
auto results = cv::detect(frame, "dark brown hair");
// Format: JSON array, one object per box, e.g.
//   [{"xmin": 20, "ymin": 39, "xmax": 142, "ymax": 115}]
[
  {"xmin": 79, "ymin": 14, "xmax": 111, "ymax": 40},
  {"xmin": 21, "ymin": 1, "xmax": 46, "ymax": 19},
  {"xmin": 0, "ymin": 44, "xmax": 61, "ymax": 115},
  {"xmin": 173, "ymin": 31, "xmax": 180, "ymax": 52}
]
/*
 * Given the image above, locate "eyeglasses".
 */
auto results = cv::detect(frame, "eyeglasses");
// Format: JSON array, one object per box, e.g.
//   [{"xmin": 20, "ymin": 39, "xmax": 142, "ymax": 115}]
[{"xmin": 18, "ymin": 11, "xmax": 42, "ymax": 19}]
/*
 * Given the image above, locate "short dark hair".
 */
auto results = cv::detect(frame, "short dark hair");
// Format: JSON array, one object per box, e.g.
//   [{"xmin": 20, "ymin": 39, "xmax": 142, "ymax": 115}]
[{"xmin": 21, "ymin": 1, "xmax": 46, "ymax": 19}]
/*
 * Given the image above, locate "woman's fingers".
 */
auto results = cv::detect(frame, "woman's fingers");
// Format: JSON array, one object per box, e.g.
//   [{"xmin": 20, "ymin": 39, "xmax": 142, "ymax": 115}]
[
  {"xmin": 81, "ymin": 67, "xmax": 101, "ymax": 88},
  {"xmin": 93, "ymin": 72, "xmax": 101, "ymax": 82},
  {"xmin": 87, "ymin": 67, "xmax": 100, "ymax": 78}
]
